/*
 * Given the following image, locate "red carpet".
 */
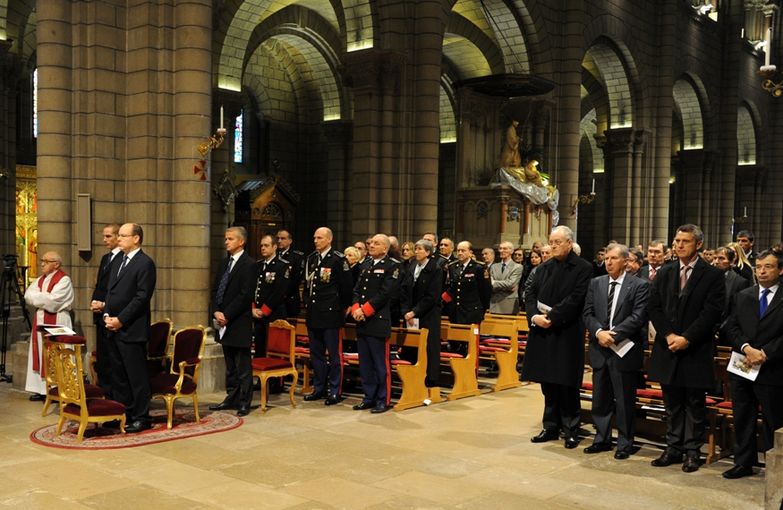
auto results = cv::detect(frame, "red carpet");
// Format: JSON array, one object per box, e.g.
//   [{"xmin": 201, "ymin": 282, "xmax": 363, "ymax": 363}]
[{"xmin": 29, "ymin": 410, "xmax": 243, "ymax": 450}]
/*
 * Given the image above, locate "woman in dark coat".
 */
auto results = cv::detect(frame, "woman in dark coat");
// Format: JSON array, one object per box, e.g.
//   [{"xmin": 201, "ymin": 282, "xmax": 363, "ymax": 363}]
[{"xmin": 400, "ymin": 239, "xmax": 443, "ymax": 388}]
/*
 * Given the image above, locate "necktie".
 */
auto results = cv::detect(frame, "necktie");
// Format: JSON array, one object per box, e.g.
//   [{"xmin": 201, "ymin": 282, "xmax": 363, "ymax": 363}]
[
  {"xmin": 679, "ymin": 266, "xmax": 691, "ymax": 293},
  {"xmin": 215, "ymin": 257, "xmax": 233, "ymax": 305},
  {"xmin": 760, "ymin": 288, "xmax": 771, "ymax": 317},
  {"xmin": 104, "ymin": 252, "xmax": 117, "ymax": 272},
  {"xmin": 607, "ymin": 281, "xmax": 618, "ymax": 328},
  {"xmin": 649, "ymin": 266, "xmax": 657, "ymax": 281},
  {"xmin": 501, "ymin": 262, "xmax": 506, "ymax": 273},
  {"xmin": 117, "ymin": 254, "xmax": 128, "ymax": 276},
  {"xmin": 414, "ymin": 264, "xmax": 423, "ymax": 281}
]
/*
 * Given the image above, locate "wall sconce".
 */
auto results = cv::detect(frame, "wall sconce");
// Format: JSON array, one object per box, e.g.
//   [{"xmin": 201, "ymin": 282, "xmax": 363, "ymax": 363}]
[{"xmin": 571, "ymin": 178, "xmax": 597, "ymax": 216}]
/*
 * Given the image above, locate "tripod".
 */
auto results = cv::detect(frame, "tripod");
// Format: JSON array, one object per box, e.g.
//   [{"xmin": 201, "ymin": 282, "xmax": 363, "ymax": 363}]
[{"xmin": 0, "ymin": 255, "xmax": 31, "ymax": 383}]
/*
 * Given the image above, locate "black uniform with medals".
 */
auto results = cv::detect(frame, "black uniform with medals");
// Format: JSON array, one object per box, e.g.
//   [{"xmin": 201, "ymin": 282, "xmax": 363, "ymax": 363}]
[
  {"xmin": 442, "ymin": 258, "xmax": 491, "ymax": 325},
  {"xmin": 352, "ymin": 255, "xmax": 401, "ymax": 409},
  {"xmin": 253, "ymin": 255, "xmax": 290, "ymax": 357},
  {"xmin": 304, "ymin": 248, "xmax": 354, "ymax": 399},
  {"xmin": 280, "ymin": 247, "xmax": 305, "ymax": 317}
]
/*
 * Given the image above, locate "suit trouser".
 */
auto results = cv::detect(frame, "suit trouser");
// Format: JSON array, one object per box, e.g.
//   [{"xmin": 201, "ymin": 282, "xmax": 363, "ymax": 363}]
[
  {"xmin": 94, "ymin": 320, "xmax": 113, "ymax": 395},
  {"xmin": 591, "ymin": 361, "xmax": 637, "ymax": 450},
  {"xmin": 222, "ymin": 344, "xmax": 252, "ymax": 407},
  {"xmin": 253, "ymin": 319, "xmax": 270, "ymax": 358},
  {"xmin": 107, "ymin": 337, "xmax": 150, "ymax": 422},
  {"xmin": 730, "ymin": 376, "xmax": 783, "ymax": 468},
  {"xmin": 309, "ymin": 328, "xmax": 343, "ymax": 396},
  {"xmin": 661, "ymin": 384, "xmax": 707, "ymax": 454},
  {"xmin": 357, "ymin": 335, "xmax": 390, "ymax": 405},
  {"xmin": 541, "ymin": 382, "xmax": 580, "ymax": 436}
]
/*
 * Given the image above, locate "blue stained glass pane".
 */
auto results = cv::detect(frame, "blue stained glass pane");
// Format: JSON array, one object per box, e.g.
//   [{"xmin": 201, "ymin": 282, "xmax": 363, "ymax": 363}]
[{"xmin": 233, "ymin": 110, "xmax": 243, "ymax": 163}]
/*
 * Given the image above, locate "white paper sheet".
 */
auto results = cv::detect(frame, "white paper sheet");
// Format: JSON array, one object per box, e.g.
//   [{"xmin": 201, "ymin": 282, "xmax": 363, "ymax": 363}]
[{"xmin": 727, "ymin": 351, "xmax": 760, "ymax": 381}]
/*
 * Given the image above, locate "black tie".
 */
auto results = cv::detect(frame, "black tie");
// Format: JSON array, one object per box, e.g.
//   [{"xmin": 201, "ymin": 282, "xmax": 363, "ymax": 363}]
[
  {"xmin": 501, "ymin": 262, "xmax": 506, "ymax": 273},
  {"xmin": 607, "ymin": 281, "xmax": 618, "ymax": 328},
  {"xmin": 117, "ymin": 254, "xmax": 128, "ymax": 276},
  {"xmin": 215, "ymin": 257, "xmax": 233, "ymax": 305}
]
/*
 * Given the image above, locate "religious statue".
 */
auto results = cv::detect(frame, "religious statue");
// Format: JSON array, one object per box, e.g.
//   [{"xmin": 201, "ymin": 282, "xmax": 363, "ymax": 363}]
[{"xmin": 499, "ymin": 120, "xmax": 521, "ymax": 169}]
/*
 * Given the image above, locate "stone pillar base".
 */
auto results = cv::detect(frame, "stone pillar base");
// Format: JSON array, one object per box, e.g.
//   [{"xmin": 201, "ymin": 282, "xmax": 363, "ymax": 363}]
[{"xmin": 766, "ymin": 428, "xmax": 783, "ymax": 510}]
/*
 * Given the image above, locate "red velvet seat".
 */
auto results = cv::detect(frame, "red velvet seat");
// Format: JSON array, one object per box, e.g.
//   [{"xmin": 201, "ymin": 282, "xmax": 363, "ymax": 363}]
[
  {"xmin": 63, "ymin": 399, "xmax": 125, "ymax": 416},
  {"xmin": 150, "ymin": 325, "xmax": 206, "ymax": 429}
]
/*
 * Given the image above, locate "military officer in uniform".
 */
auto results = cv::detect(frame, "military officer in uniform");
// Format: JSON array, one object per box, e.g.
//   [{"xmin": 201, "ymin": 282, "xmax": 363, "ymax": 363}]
[
  {"xmin": 252, "ymin": 234, "xmax": 290, "ymax": 358},
  {"xmin": 442, "ymin": 240, "xmax": 491, "ymax": 325},
  {"xmin": 351, "ymin": 233, "xmax": 401, "ymax": 413},
  {"xmin": 303, "ymin": 227, "xmax": 354, "ymax": 405},
  {"xmin": 277, "ymin": 229, "xmax": 305, "ymax": 318}
]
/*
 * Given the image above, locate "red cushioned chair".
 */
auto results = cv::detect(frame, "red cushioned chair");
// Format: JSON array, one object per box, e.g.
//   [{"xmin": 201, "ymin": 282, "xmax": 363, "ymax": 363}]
[
  {"xmin": 251, "ymin": 319, "xmax": 298, "ymax": 412},
  {"xmin": 150, "ymin": 325, "xmax": 206, "ymax": 429},
  {"xmin": 54, "ymin": 337, "xmax": 126, "ymax": 441},
  {"xmin": 43, "ymin": 336, "xmax": 105, "ymax": 417},
  {"xmin": 147, "ymin": 318, "xmax": 173, "ymax": 378}
]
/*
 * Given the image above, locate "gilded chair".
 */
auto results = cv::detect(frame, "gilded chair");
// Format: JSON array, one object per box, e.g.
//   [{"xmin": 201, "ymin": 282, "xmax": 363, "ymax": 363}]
[
  {"xmin": 54, "ymin": 337, "xmax": 126, "ymax": 441},
  {"xmin": 43, "ymin": 336, "xmax": 105, "ymax": 417},
  {"xmin": 147, "ymin": 318, "xmax": 173, "ymax": 377},
  {"xmin": 150, "ymin": 325, "xmax": 206, "ymax": 429},
  {"xmin": 251, "ymin": 319, "xmax": 298, "ymax": 412}
]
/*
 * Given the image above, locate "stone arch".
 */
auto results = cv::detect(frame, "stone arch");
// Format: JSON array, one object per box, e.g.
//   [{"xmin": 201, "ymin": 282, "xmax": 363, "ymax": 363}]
[
  {"xmin": 442, "ymin": 33, "xmax": 494, "ymax": 79},
  {"xmin": 582, "ymin": 38, "xmax": 634, "ymax": 129},
  {"xmin": 7, "ymin": 0, "xmax": 35, "ymax": 60},
  {"xmin": 216, "ymin": 0, "xmax": 345, "ymax": 92},
  {"xmin": 580, "ymin": 108, "xmax": 604, "ymax": 174},
  {"xmin": 451, "ymin": 0, "xmax": 529, "ymax": 73},
  {"xmin": 737, "ymin": 102, "xmax": 758, "ymax": 166},
  {"xmin": 672, "ymin": 78, "xmax": 704, "ymax": 150},
  {"xmin": 342, "ymin": 0, "xmax": 376, "ymax": 51},
  {"xmin": 446, "ymin": 12, "xmax": 504, "ymax": 74},
  {"xmin": 440, "ymin": 77, "xmax": 456, "ymax": 143}
]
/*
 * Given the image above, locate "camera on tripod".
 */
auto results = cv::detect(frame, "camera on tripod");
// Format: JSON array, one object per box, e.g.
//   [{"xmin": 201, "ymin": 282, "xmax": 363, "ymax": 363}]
[
  {"xmin": 0, "ymin": 253, "xmax": 31, "ymax": 383},
  {"xmin": 1, "ymin": 254, "xmax": 17, "ymax": 273}
]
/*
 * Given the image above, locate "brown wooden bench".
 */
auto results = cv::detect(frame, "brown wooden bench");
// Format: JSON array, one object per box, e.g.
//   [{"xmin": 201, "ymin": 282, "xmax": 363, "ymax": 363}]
[
  {"xmin": 440, "ymin": 322, "xmax": 481, "ymax": 401},
  {"xmin": 478, "ymin": 317, "xmax": 521, "ymax": 392}
]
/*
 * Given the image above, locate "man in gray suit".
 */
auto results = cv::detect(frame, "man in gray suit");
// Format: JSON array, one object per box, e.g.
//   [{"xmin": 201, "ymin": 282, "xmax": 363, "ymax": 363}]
[
  {"xmin": 489, "ymin": 241, "xmax": 523, "ymax": 314},
  {"xmin": 582, "ymin": 243, "xmax": 649, "ymax": 459}
]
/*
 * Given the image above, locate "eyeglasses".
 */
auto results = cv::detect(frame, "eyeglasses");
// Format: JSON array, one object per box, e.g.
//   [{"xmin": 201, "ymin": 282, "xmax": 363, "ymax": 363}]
[
  {"xmin": 40, "ymin": 259, "xmax": 57, "ymax": 264},
  {"xmin": 549, "ymin": 239, "xmax": 569, "ymax": 246}
]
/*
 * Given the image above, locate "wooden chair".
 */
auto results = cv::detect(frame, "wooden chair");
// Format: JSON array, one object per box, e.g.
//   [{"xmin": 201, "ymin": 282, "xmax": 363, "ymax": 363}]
[
  {"xmin": 290, "ymin": 318, "xmax": 313, "ymax": 394},
  {"xmin": 43, "ymin": 336, "xmax": 105, "ymax": 416},
  {"xmin": 389, "ymin": 327, "xmax": 429, "ymax": 411},
  {"xmin": 440, "ymin": 323, "xmax": 481, "ymax": 401},
  {"xmin": 478, "ymin": 318, "xmax": 521, "ymax": 391},
  {"xmin": 150, "ymin": 326, "xmax": 206, "ymax": 429},
  {"xmin": 54, "ymin": 337, "xmax": 126, "ymax": 441},
  {"xmin": 251, "ymin": 319, "xmax": 298, "ymax": 412},
  {"xmin": 147, "ymin": 318, "xmax": 173, "ymax": 377}
]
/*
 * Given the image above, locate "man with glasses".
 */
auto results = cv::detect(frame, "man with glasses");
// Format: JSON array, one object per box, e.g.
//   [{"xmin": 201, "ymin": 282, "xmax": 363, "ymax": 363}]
[{"xmin": 24, "ymin": 251, "xmax": 74, "ymax": 401}]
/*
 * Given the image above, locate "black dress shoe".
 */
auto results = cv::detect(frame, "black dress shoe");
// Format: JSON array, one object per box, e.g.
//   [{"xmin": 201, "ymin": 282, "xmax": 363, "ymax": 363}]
[
  {"xmin": 530, "ymin": 429, "xmax": 560, "ymax": 443},
  {"xmin": 208, "ymin": 401, "xmax": 236, "ymax": 411},
  {"xmin": 353, "ymin": 401, "xmax": 374, "ymax": 411},
  {"xmin": 584, "ymin": 443, "xmax": 612, "ymax": 454},
  {"xmin": 614, "ymin": 449, "xmax": 631, "ymax": 460},
  {"xmin": 325, "ymin": 395, "xmax": 341, "ymax": 406},
  {"xmin": 564, "ymin": 435, "xmax": 580, "ymax": 449},
  {"xmin": 722, "ymin": 465, "xmax": 754, "ymax": 479},
  {"xmin": 682, "ymin": 454, "xmax": 701, "ymax": 473},
  {"xmin": 371, "ymin": 402, "xmax": 390, "ymax": 414},
  {"xmin": 303, "ymin": 392, "xmax": 325, "ymax": 402},
  {"xmin": 125, "ymin": 420, "xmax": 152, "ymax": 434},
  {"xmin": 651, "ymin": 449, "xmax": 684, "ymax": 467},
  {"xmin": 102, "ymin": 419, "xmax": 121, "ymax": 429},
  {"xmin": 29, "ymin": 394, "xmax": 46, "ymax": 402},
  {"xmin": 236, "ymin": 405, "xmax": 250, "ymax": 417}
]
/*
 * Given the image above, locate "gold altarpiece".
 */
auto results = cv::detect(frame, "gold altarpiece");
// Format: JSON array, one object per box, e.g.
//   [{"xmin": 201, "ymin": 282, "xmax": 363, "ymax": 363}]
[{"xmin": 15, "ymin": 165, "xmax": 37, "ymax": 282}]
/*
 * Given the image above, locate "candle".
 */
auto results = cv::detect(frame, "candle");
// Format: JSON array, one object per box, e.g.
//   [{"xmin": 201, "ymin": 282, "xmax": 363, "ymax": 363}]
[
  {"xmin": 220, "ymin": 106, "xmax": 224, "ymax": 130},
  {"xmin": 743, "ymin": 206, "xmax": 748, "ymax": 217},
  {"xmin": 766, "ymin": 28, "xmax": 772, "ymax": 67},
  {"xmin": 591, "ymin": 178, "xmax": 595, "ymax": 194},
  {"xmin": 741, "ymin": 28, "xmax": 744, "ymax": 39}
]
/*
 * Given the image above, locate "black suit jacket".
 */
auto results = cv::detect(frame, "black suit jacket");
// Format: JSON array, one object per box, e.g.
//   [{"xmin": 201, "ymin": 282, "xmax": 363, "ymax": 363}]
[
  {"xmin": 583, "ymin": 274, "xmax": 649, "ymax": 372},
  {"xmin": 212, "ymin": 252, "xmax": 257, "ymax": 348},
  {"xmin": 304, "ymin": 249, "xmax": 354, "ymax": 329},
  {"xmin": 400, "ymin": 257, "xmax": 442, "ymax": 336},
  {"xmin": 725, "ymin": 285, "xmax": 783, "ymax": 386},
  {"xmin": 352, "ymin": 256, "xmax": 401, "ymax": 338},
  {"xmin": 443, "ymin": 259, "xmax": 491, "ymax": 324},
  {"xmin": 104, "ymin": 250, "xmax": 156, "ymax": 343},
  {"xmin": 279, "ymin": 247, "xmax": 305, "ymax": 315},
  {"xmin": 647, "ymin": 257, "xmax": 724, "ymax": 388},
  {"xmin": 254, "ymin": 255, "xmax": 289, "ymax": 321},
  {"xmin": 92, "ymin": 250, "xmax": 121, "ymax": 324}
]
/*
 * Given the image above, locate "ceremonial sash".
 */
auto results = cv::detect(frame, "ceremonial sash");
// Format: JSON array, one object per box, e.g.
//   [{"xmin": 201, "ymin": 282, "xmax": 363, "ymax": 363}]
[{"xmin": 31, "ymin": 269, "xmax": 67, "ymax": 374}]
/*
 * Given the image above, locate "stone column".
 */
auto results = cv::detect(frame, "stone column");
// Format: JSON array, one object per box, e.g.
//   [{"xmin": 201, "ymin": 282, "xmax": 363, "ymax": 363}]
[
  {"xmin": 767, "ymin": 428, "xmax": 783, "ymax": 509},
  {"xmin": 322, "ymin": 120, "xmax": 353, "ymax": 245},
  {"xmin": 0, "ymin": 41, "xmax": 17, "ymax": 254},
  {"xmin": 603, "ymin": 128, "xmax": 634, "ymax": 243}
]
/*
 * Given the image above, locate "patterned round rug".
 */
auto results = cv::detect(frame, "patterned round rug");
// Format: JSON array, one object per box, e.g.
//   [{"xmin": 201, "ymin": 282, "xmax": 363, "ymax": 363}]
[{"xmin": 30, "ymin": 410, "xmax": 243, "ymax": 450}]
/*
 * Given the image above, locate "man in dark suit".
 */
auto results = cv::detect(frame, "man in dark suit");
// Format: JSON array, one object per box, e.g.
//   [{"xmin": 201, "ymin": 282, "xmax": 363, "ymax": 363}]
[
  {"xmin": 90, "ymin": 223, "xmax": 121, "ymax": 394},
  {"xmin": 303, "ymin": 227, "xmax": 354, "ymax": 405},
  {"xmin": 522, "ymin": 226, "xmax": 593, "ymax": 449},
  {"xmin": 277, "ymin": 229, "xmax": 304, "ymax": 318},
  {"xmin": 103, "ymin": 223, "xmax": 156, "ymax": 433},
  {"xmin": 209, "ymin": 226, "xmax": 257, "ymax": 417},
  {"xmin": 252, "ymin": 234, "xmax": 290, "ymax": 358},
  {"xmin": 736, "ymin": 230, "xmax": 758, "ymax": 268},
  {"xmin": 639, "ymin": 239, "xmax": 666, "ymax": 282},
  {"xmin": 441, "ymin": 241, "xmax": 491, "ymax": 325},
  {"xmin": 648, "ymin": 224, "xmax": 724, "ymax": 472},
  {"xmin": 582, "ymin": 243, "xmax": 649, "ymax": 459},
  {"xmin": 400, "ymin": 239, "xmax": 443, "ymax": 388},
  {"xmin": 722, "ymin": 250, "xmax": 783, "ymax": 479},
  {"xmin": 351, "ymin": 233, "xmax": 401, "ymax": 413}
]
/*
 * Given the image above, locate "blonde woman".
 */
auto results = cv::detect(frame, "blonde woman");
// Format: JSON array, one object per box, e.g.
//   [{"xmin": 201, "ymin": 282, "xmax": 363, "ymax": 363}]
[{"xmin": 727, "ymin": 241, "xmax": 755, "ymax": 283}]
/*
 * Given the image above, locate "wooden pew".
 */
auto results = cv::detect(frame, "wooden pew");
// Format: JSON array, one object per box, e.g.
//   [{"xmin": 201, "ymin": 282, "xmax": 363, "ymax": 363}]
[
  {"xmin": 389, "ymin": 327, "xmax": 430, "ymax": 411},
  {"xmin": 440, "ymin": 322, "xmax": 481, "ymax": 401},
  {"xmin": 478, "ymin": 317, "xmax": 521, "ymax": 391}
]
